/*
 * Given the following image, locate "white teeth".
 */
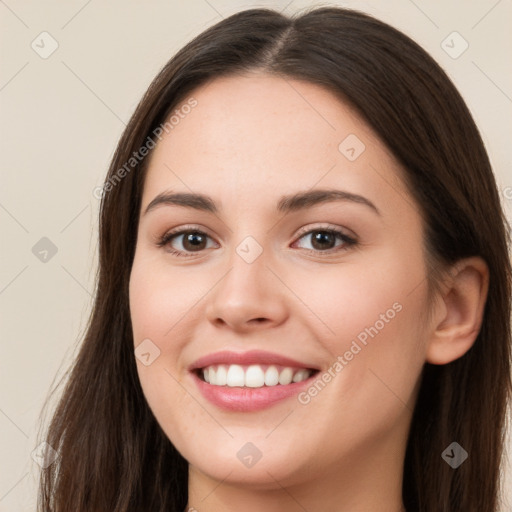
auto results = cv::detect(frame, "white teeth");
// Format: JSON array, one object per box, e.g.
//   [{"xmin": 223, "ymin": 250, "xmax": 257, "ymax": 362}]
[
  {"xmin": 216, "ymin": 364, "xmax": 227, "ymax": 386},
  {"xmin": 278, "ymin": 367, "xmax": 293, "ymax": 385},
  {"xmin": 208, "ymin": 366, "xmax": 215, "ymax": 385},
  {"xmin": 292, "ymin": 369, "xmax": 309, "ymax": 383},
  {"xmin": 202, "ymin": 364, "xmax": 312, "ymax": 388},
  {"xmin": 226, "ymin": 364, "xmax": 245, "ymax": 387},
  {"xmin": 264, "ymin": 365, "xmax": 279, "ymax": 386},
  {"xmin": 245, "ymin": 365, "xmax": 265, "ymax": 387}
]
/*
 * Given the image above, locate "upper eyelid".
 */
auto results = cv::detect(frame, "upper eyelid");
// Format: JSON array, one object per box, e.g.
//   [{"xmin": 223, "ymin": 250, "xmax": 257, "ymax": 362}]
[
  {"xmin": 165, "ymin": 223, "xmax": 351, "ymax": 237},
  {"xmin": 294, "ymin": 223, "xmax": 354, "ymax": 238}
]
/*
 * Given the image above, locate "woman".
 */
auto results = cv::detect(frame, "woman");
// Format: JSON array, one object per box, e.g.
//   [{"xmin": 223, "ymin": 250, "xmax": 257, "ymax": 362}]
[{"xmin": 38, "ymin": 6, "xmax": 511, "ymax": 512}]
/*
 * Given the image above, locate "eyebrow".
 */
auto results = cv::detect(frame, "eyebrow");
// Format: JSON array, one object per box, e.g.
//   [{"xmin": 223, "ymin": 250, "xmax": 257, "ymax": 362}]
[{"xmin": 143, "ymin": 188, "xmax": 381, "ymax": 216}]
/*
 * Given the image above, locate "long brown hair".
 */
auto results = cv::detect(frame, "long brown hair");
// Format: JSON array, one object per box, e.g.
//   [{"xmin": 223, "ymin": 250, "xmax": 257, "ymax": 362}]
[{"xmin": 38, "ymin": 6, "xmax": 511, "ymax": 511}]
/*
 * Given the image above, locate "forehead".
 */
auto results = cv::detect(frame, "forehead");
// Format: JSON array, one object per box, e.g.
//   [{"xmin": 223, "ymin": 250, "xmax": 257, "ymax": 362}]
[
  {"xmin": 141, "ymin": 73, "xmax": 410, "ymax": 214},
  {"xmin": 153, "ymin": 73, "xmax": 372, "ymax": 164}
]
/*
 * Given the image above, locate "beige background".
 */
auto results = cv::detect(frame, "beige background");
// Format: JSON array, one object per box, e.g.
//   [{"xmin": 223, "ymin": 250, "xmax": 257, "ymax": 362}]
[{"xmin": 1, "ymin": 0, "xmax": 511, "ymax": 510}]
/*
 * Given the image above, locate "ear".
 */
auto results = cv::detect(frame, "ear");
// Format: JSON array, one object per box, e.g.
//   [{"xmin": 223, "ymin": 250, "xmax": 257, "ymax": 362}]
[{"xmin": 426, "ymin": 256, "xmax": 489, "ymax": 365}]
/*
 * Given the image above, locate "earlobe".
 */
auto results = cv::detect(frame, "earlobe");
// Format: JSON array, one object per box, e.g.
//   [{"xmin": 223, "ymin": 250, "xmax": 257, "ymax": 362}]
[{"xmin": 425, "ymin": 257, "xmax": 489, "ymax": 365}]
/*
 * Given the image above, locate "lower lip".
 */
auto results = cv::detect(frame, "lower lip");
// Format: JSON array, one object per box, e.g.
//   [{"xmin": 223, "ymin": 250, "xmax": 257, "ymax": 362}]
[{"xmin": 191, "ymin": 371, "xmax": 317, "ymax": 412}]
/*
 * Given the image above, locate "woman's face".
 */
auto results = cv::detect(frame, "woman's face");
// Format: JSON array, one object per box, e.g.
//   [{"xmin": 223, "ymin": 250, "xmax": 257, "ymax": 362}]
[{"xmin": 129, "ymin": 73, "xmax": 432, "ymax": 492}]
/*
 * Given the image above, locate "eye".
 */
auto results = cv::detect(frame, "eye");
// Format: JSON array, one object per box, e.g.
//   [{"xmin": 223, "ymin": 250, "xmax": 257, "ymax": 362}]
[
  {"xmin": 292, "ymin": 226, "xmax": 357, "ymax": 255},
  {"xmin": 156, "ymin": 226, "xmax": 217, "ymax": 257},
  {"xmin": 156, "ymin": 224, "xmax": 357, "ymax": 257}
]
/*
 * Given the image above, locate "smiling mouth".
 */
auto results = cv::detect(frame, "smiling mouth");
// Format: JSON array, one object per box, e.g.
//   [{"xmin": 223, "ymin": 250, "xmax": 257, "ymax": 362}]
[{"xmin": 196, "ymin": 364, "xmax": 319, "ymax": 388}]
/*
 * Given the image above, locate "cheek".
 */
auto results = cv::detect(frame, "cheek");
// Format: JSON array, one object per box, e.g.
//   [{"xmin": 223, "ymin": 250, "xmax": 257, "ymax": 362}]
[
  {"xmin": 129, "ymin": 258, "xmax": 198, "ymax": 449},
  {"xmin": 129, "ymin": 254, "xmax": 201, "ymax": 343},
  {"xmin": 129, "ymin": 255, "xmax": 190, "ymax": 409},
  {"xmin": 293, "ymin": 244, "xmax": 429, "ymax": 403},
  {"xmin": 292, "ymin": 248, "xmax": 427, "ymax": 347}
]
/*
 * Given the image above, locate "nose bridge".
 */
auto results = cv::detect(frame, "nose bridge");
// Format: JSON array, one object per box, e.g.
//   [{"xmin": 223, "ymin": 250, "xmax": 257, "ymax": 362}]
[
  {"xmin": 221, "ymin": 233, "xmax": 272, "ymax": 302},
  {"xmin": 205, "ymin": 231, "xmax": 288, "ymax": 329}
]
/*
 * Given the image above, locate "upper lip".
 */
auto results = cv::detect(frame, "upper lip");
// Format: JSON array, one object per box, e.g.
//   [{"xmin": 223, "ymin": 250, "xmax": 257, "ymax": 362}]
[{"xmin": 189, "ymin": 350, "xmax": 320, "ymax": 371}]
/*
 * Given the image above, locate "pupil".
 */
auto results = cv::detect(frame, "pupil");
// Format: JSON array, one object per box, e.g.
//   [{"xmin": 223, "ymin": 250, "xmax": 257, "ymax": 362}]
[
  {"xmin": 185, "ymin": 232, "xmax": 205, "ymax": 250},
  {"xmin": 312, "ymin": 231, "xmax": 334, "ymax": 250}
]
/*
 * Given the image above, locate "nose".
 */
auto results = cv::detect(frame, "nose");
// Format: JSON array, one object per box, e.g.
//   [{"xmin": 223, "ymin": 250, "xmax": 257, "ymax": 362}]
[{"xmin": 205, "ymin": 245, "xmax": 288, "ymax": 332}]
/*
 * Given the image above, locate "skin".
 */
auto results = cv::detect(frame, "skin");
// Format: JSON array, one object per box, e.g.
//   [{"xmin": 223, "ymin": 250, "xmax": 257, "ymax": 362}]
[{"xmin": 129, "ymin": 73, "xmax": 489, "ymax": 512}]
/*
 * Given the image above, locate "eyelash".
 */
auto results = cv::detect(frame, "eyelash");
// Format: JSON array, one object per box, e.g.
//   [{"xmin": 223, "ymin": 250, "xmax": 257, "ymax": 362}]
[{"xmin": 156, "ymin": 224, "xmax": 357, "ymax": 258}]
